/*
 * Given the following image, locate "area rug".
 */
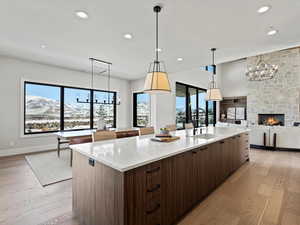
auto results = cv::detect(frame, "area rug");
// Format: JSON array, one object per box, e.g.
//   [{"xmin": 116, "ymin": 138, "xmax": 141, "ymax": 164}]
[{"xmin": 25, "ymin": 150, "xmax": 72, "ymax": 186}]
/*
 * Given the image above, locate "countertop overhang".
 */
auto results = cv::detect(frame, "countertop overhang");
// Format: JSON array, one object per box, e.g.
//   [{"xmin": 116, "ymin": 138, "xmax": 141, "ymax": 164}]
[{"xmin": 71, "ymin": 127, "xmax": 250, "ymax": 172}]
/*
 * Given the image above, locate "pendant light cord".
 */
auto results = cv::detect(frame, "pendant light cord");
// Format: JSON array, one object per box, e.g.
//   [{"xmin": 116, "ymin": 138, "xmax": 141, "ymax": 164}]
[
  {"xmin": 91, "ymin": 59, "xmax": 94, "ymax": 90},
  {"xmin": 156, "ymin": 10, "xmax": 159, "ymax": 63},
  {"xmin": 211, "ymin": 49, "xmax": 215, "ymax": 86},
  {"xmin": 108, "ymin": 63, "xmax": 111, "ymax": 103}
]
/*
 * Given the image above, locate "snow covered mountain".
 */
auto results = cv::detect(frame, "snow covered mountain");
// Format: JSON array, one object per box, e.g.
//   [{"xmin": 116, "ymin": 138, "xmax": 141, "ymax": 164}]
[{"xmin": 26, "ymin": 96, "xmax": 89, "ymax": 119}]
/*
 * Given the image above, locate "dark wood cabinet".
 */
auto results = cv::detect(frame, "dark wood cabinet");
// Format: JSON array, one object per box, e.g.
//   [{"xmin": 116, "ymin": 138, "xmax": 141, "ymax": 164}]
[
  {"xmin": 73, "ymin": 133, "xmax": 250, "ymax": 225},
  {"xmin": 242, "ymin": 133, "xmax": 250, "ymax": 161},
  {"xmin": 124, "ymin": 161, "xmax": 162, "ymax": 225}
]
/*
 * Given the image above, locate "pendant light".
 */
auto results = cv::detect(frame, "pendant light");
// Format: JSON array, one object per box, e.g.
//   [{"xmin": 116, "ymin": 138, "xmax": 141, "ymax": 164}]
[
  {"xmin": 206, "ymin": 48, "xmax": 223, "ymax": 101},
  {"xmin": 144, "ymin": 5, "xmax": 171, "ymax": 93}
]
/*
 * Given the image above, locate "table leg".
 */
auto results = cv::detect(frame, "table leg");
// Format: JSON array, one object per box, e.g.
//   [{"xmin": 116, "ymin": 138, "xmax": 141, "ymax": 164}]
[
  {"xmin": 70, "ymin": 149, "xmax": 73, "ymax": 167},
  {"xmin": 57, "ymin": 137, "xmax": 60, "ymax": 157}
]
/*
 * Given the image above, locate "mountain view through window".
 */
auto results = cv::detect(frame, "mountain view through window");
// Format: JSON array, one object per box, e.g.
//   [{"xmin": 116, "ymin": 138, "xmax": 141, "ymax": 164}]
[{"xmin": 24, "ymin": 82, "xmax": 116, "ymax": 134}]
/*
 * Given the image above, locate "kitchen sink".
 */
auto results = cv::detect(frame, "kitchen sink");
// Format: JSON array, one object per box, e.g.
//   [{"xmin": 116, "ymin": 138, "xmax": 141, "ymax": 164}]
[
  {"xmin": 186, "ymin": 132, "xmax": 216, "ymax": 139},
  {"xmin": 196, "ymin": 134, "xmax": 216, "ymax": 139}
]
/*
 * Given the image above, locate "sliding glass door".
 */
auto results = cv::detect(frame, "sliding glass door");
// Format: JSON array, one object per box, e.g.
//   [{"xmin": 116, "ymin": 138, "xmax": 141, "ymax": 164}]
[
  {"xmin": 176, "ymin": 82, "xmax": 216, "ymax": 129},
  {"xmin": 198, "ymin": 90, "xmax": 206, "ymax": 127},
  {"xmin": 133, "ymin": 92, "xmax": 151, "ymax": 127},
  {"xmin": 188, "ymin": 87, "xmax": 197, "ymax": 124},
  {"xmin": 176, "ymin": 83, "xmax": 187, "ymax": 129}
]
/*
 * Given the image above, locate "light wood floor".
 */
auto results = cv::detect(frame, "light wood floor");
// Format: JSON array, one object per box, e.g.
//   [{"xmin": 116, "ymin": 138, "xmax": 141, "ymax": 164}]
[{"xmin": 1, "ymin": 149, "xmax": 300, "ymax": 225}]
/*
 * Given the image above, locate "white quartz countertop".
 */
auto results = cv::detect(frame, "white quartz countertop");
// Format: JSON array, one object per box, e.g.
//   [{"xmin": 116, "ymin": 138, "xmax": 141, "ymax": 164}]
[{"xmin": 71, "ymin": 127, "xmax": 250, "ymax": 172}]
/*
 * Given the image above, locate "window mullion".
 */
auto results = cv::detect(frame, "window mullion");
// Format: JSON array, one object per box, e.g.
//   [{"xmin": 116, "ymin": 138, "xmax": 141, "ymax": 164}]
[{"xmin": 60, "ymin": 87, "xmax": 64, "ymax": 131}]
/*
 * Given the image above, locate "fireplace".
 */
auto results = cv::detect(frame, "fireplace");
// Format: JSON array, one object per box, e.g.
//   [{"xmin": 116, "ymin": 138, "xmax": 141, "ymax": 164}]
[{"xmin": 258, "ymin": 114, "xmax": 285, "ymax": 126}]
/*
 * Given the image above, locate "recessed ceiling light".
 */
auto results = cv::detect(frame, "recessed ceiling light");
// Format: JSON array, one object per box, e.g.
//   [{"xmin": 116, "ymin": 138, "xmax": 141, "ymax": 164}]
[
  {"xmin": 123, "ymin": 33, "xmax": 133, "ymax": 39},
  {"xmin": 267, "ymin": 28, "xmax": 278, "ymax": 36},
  {"xmin": 40, "ymin": 44, "xmax": 46, "ymax": 49},
  {"xmin": 257, "ymin": 5, "xmax": 271, "ymax": 14},
  {"xmin": 75, "ymin": 11, "xmax": 89, "ymax": 19},
  {"xmin": 177, "ymin": 57, "xmax": 183, "ymax": 61},
  {"xmin": 155, "ymin": 48, "xmax": 162, "ymax": 52}
]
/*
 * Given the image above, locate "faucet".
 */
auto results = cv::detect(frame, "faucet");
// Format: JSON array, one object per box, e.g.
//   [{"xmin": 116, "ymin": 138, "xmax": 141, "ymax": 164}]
[
  {"xmin": 193, "ymin": 127, "xmax": 197, "ymax": 136},
  {"xmin": 192, "ymin": 120, "xmax": 197, "ymax": 136}
]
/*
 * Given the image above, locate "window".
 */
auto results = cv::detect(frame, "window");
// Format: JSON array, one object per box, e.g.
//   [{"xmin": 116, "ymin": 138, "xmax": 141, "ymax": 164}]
[
  {"xmin": 94, "ymin": 91, "xmax": 116, "ymax": 129},
  {"xmin": 25, "ymin": 82, "xmax": 61, "ymax": 134},
  {"xmin": 176, "ymin": 83, "xmax": 187, "ymax": 129},
  {"xmin": 207, "ymin": 101, "xmax": 216, "ymax": 125},
  {"xmin": 198, "ymin": 90, "xmax": 206, "ymax": 126},
  {"xmin": 175, "ymin": 82, "xmax": 216, "ymax": 129},
  {"xmin": 24, "ymin": 81, "xmax": 117, "ymax": 134},
  {"xmin": 188, "ymin": 87, "xmax": 197, "ymax": 123},
  {"xmin": 133, "ymin": 92, "xmax": 150, "ymax": 127},
  {"xmin": 64, "ymin": 88, "xmax": 91, "ymax": 130}
]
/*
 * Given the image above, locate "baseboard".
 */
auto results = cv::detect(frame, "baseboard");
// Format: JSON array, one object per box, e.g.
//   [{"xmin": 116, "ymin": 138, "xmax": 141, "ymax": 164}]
[
  {"xmin": 250, "ymin": 144, "xmax": 300, "ymax": 152},
  {"xmin": 0, "ymin": 144, "xmax": 57, "ymax": 157}
]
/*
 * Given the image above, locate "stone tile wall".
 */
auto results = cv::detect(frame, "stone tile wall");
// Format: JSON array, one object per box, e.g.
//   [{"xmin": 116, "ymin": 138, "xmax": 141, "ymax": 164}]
[{"xmin": 247, "ymin": 48, "xmax": 300, "ymax": 126}]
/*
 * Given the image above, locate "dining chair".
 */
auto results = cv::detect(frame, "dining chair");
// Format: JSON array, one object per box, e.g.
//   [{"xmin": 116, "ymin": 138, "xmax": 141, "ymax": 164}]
[
  {"xmin": 139, "ymin": 127, "xmax": 155, "ymax": 136},
  {"xmin": 165, "ymin": 124, "xmax": 177, "ymax": 131},
  {"xmin": 185, "ymin": 123, "xmax": 194, "ymax": 129},
  {"xmin": 69, "ymin": 136, "xmax": 93, "ymax": 166},
  {"xmin": 92, "ymin": 130, "xmax": 117, "ymax": 142}
]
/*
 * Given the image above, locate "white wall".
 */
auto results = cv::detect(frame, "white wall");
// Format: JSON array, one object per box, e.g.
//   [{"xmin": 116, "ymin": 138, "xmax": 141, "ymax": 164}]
[
  {"xmin": 219, "ymin": 59, "xmax": 247, "ymax": 97},
  {"xmin": 130, "ymin": 68, "xmax": 211, "ymax": 131},
  {"xmin": 0, "ymin": 56, "xmax": 131, "ymax": 156}
]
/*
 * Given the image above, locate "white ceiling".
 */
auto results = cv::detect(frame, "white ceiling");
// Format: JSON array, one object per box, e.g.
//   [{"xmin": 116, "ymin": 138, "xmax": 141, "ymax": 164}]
[{"xmin": 1, "ymin": 0, "xmax": 300, "ymax": 80}]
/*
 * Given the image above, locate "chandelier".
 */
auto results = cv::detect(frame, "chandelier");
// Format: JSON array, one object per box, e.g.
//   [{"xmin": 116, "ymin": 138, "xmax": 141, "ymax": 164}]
[
  {"xmin": 76, "ymin": 58, "xmax": 121, "ymax": 105},
  {"xmin": 246, "ymin": 56, "xmax": 279, "ymax": 81}
]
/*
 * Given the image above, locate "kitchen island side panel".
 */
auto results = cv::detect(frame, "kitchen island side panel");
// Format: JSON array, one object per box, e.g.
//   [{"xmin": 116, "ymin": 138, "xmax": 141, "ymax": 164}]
[{"xmin": 73, "ymin": 151, "xmax": 125, "ymax": 225}]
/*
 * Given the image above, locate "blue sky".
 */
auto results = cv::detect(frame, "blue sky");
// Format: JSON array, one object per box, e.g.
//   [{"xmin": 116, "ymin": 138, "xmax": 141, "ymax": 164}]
[
  {"xmin": 26, "ymin": 84, "xmax": 60, "ymax": 100},
  {"xmin": 27, "ymin": 83, "xmax": 210, "ymax": 108},
  {"xmin": 26, "ymin": 83, "xmax": 114, "ymax": 104},
  {"xmin": 137, "ymin": 93, "xmax": 149, "ymax": 103},
  {"xmin": 176, "ymin": 92, "xmax": 207, "ymax": 110}
]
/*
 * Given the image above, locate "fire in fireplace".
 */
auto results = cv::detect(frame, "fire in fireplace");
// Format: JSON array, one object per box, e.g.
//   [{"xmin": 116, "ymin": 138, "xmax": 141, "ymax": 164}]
[{"xmin": 258, "ymin": 114, "xmax": 285, "ymax": 126}]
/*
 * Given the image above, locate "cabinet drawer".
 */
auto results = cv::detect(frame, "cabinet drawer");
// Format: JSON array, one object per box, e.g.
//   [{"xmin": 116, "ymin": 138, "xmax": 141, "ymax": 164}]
[
  {"xmin": 146, "ymin": 162, "xmax": 161, "ymax": 189},
  {"xmin": 146, "ymin": 209, "xmax": 161, "ymax": 225},
  {"xmin": 145, "ymin": 195, "xmax": 161, "ymax": 225}
]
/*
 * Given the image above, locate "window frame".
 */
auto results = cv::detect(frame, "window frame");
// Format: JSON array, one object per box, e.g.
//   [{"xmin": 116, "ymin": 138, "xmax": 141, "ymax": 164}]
[
  {"xmin": 176, "ymin": 82, "xmax": 216, "ymax": 129},
  {"xmin": 24, "ymin": 81, "xmax": 117, "ymax": 135},
  {"xmin": 133, "ymin": 92, "xmax": 151, "ymax": 128}
]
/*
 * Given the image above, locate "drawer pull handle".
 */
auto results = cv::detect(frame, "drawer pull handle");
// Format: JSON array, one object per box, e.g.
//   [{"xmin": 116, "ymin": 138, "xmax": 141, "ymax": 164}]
[
  {"xmin": 146, "ymin": 204, "xmax": 160, "ymax": 214},
  {"xmin": 200, "ymin": 147, "xmax": 208, "ymax": 151},
  {"xmin": 220, "ymin": 141, "xmax": 225, "ymax": 144},
  {"xmin": 88, "ymin": 158, "xmax": 95, "ymax": 167},
  {"xmin": 147, "ymin": 184, "xmax": 161, "ymax": 193},
  {"xmin": 237, "ymin": 135, "xmax": 241, "ymax": 137},
  {"xmin": 146, "ymin": 167, "xmax": 160, "ymax": 174},
  {"xmin": 192, "ymin": 150, "xmax": 198, "ymax": 154}
]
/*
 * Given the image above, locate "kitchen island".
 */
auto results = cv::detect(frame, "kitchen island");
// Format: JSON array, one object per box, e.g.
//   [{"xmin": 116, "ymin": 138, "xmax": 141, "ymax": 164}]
[{"xmin": 71, "ymin": 127, "xmax": 250, "ymax": 225}]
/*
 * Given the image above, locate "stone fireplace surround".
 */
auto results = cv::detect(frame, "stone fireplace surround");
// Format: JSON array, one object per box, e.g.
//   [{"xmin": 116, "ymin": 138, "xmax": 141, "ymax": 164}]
[{"xmin": 247, "ymin": 48, "xmax": 300, "ymax": 127}]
